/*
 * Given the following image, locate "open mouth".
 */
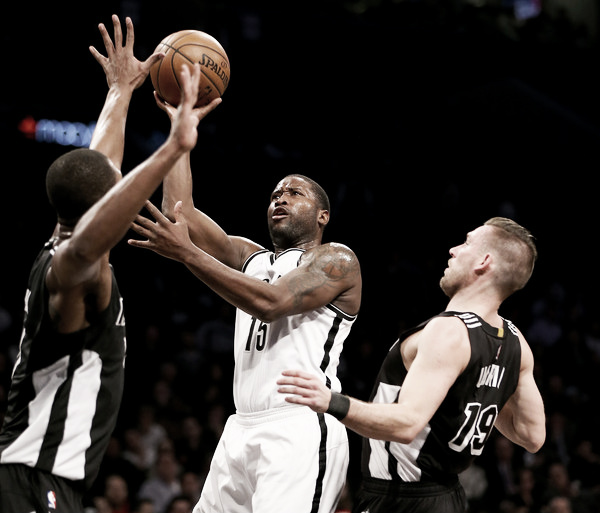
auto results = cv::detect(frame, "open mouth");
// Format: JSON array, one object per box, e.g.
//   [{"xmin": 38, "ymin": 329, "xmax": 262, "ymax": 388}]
[{"xmin": 272, "ymin": 207, "xmax": 288, "ymax": 219}]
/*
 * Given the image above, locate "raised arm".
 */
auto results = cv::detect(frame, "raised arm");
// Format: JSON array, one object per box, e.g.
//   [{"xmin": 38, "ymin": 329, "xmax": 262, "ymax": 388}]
[
  {"xmin": 494, "ymin": 334, "xmax": 546, "ymax": 453},
  {"xmin": 88, "ymin": 15, "xmax": 163, "ymax": 169},
  {"xmin": 50, "ymin": 63, "xmax": 215, "ymax": 290},
  {"xmin": 129, "ymin": 201, "xmax": 361, "ymax": 320},
  {"xmin": 153, "ymin": 94, "xmax": 259, "ymax": 270}
]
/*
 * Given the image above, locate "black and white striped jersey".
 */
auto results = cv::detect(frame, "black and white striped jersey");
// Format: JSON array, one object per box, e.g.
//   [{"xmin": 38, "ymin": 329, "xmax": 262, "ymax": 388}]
[
  {"xmin": 0, "ymin": 238, "xmax": 127, "ymax": 490},
  {"xmin": 361, "ymin": 311, "xmax": 521, "ymax": 483},
  {"xmin": 233, "ymin": 248, "xmax": 357, "ymax": 413}
]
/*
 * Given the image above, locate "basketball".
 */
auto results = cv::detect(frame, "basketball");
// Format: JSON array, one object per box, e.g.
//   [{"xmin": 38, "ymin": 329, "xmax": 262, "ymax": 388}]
[{"xmin": 150, "ymin": 30, "xmax": 230, "ymax": 107}]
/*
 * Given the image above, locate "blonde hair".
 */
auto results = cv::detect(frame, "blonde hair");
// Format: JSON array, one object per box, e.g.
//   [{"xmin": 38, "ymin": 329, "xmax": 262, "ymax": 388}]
[{"xmin": 484, "ymin": 217, "xmax": 537, "ymax": 297}]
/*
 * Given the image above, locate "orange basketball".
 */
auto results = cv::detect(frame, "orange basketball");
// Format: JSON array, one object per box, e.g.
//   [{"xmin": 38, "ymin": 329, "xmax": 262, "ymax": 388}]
[{"xmin": 150, "ymin": 30, "xmax": 230, "ymax": 107}]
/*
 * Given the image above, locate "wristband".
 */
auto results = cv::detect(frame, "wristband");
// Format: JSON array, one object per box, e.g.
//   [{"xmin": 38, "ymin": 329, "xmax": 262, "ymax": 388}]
[{"xmin": 326, "ymin": 392, "xmax": 350, "ymax": 420}]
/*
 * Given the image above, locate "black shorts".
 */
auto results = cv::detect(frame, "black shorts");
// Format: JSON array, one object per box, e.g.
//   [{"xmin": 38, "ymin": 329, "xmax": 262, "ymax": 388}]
[
  {"xmin": 352, "ymin": 476, "xmax": 467, "ymax": 513},
  {"xmin": 0, "ymin": 464, "xmax": 83, "ymax": 513}
]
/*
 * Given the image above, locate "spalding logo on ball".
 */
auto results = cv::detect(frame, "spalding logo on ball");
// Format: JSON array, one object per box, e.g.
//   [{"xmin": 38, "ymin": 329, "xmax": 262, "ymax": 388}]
[{"xmin": 150, "ymin": 30, "xmax": 230, "ymax": 107}]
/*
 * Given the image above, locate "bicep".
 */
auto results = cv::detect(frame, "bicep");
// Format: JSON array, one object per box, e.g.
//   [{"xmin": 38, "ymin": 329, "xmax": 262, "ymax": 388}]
[
  {"xmin": 397, "ymin": 320, "xmax": 470, "ymax": 432},
  {"xmin": 273, "ymin": 244, "xmax": 359, "ymax": 314},
  {"xmin": 495, "ymin": 339, "xmax": 545, "ymax": 449}
]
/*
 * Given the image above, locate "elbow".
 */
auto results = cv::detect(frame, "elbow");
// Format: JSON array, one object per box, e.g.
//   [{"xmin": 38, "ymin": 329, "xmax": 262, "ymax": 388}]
[
  {"xmin": 252, "ymin": 304, "xmax": 281, "ymax": 324},
  {"xmin": 526, "ymin": 429, "xmax": 546, "ymax": 454},
  {"xmin": 391, "ymin": 432, "xmax": 417, "ymax": 444},
  {"xmin": 388, "ymin": 420, "xmax": 424, "ymax": 444},
  {"xmin": 250, "ymin": 295, "xmax": 292, "ymax": 324}
]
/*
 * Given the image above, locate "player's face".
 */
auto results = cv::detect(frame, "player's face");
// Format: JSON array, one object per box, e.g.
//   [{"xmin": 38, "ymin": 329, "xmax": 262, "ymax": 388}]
[
  {"xmin": 267, "ymin": 176, "xmax": 322, "ymax": 249},
  {"xmin": 440, "ymin": 226, "xmax": 490, "ymax": 297}
]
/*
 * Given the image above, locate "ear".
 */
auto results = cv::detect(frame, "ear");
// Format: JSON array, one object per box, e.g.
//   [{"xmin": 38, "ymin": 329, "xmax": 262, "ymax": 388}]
[
  {"xmin": 318, "ymin": 209, "xmax": 330, "ymax": 228},
  {"xmin": 474, "ymin": 252, "xmax": 492, "ymax": 276}
]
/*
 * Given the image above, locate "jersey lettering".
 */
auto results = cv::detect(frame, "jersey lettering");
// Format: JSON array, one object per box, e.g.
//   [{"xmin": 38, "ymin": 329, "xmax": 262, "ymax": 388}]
[
  {"xmin": 115, "ymin": 297, "xmax": 126, "ymax": 327},
  {"xmin": 448, "ymin": 402, "xmax": 498, "ymax": 456},
  {"xmin": 244, "ymin": 317, "xmax": 268, "ymax": 352},
  {"xmin": 476, "ymin": 364, "xmax": 505, "ymax": 388}
]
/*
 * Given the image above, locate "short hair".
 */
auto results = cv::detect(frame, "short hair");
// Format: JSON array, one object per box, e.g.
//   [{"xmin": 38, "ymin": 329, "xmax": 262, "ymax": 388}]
[
  {"xmin": 285, "ymin": 174, "xmax": 330, "ymax": 212},
  {"xmin": 46, "ymin": 148, "xmax": 118, "ymax": 224},
  {"xmin": 484, "ymin": 217, "xmax": 537, "ymax": 297}
]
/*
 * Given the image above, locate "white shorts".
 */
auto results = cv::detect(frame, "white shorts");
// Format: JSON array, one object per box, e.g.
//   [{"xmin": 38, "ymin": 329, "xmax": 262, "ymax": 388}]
[{"xmin": 194, "ymin": 406, "xmax": 349, "ymax": 513}]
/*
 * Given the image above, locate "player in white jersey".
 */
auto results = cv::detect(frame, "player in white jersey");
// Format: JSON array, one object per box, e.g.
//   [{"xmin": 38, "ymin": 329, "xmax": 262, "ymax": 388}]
[
  {"xmin": 234, "ymin": 248, "xmax": 356, "ymax": 413},
  {"xmin": 130, "ymin": 168, "xmax": 362, "ymax": 512}
]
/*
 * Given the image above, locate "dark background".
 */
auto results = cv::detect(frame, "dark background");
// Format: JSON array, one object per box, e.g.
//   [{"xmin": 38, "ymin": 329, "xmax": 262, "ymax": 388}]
[
  {"xmin": 2, "ymin": 0, "xmax": 598, "ymax": 356},
  {"xmin": 1, "ymin": 0, "xmax": 599, "ymax": 508}
]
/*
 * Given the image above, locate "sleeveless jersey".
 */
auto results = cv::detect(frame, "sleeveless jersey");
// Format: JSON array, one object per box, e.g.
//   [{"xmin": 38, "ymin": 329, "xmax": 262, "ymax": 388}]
[
  {"xmin": 0, "ymin": 238, "xmax": 127, "ymax": 490},
  {"xmin": 233, "ymin": 248, "xmax": 357, "ymax": 413},
  {"xmin": 361, "ymin": 311, "xmax": 521, "ymax": 483}
]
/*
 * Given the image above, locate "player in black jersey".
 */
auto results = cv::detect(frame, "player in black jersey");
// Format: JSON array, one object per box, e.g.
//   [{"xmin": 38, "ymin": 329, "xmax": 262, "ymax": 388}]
[
  {"xmin": 0, "ymin": 15, "xmax": 220, "ymax": 513},
  {"xmin": 278, "ymin": 217, "xmax": 546, "ymax": 513}
]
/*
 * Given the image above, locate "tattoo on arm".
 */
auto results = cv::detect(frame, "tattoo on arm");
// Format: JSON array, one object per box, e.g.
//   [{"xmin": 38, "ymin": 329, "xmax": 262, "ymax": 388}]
[{"xmin": 286, "ymin": 244, "xmax": 357, "ymax": 308}]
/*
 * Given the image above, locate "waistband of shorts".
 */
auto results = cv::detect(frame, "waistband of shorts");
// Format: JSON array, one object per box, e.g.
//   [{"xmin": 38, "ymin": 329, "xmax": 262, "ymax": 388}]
[
  {"xmin": 361, "ymin": 475, "xmax": 460, "ymax": 497},
  {"xmin": 233, "ymin": 405, "xmax": 313, "ymax": 426}
]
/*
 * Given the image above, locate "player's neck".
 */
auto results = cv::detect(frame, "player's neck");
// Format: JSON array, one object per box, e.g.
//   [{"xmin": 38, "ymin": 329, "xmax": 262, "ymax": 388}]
[{"xmin": 445, "ymin": 288, "xmax": 503, "ymax": 328}]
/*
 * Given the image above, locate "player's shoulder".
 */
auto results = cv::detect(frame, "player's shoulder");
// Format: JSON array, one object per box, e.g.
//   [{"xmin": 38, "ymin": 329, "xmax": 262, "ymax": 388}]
[
  {"xmin": 426, "ymin": 314, "xmax": 469, "ymax": 335},
  {"xmin": 303, "ymin": 242, "xmax": 360, "ymax": 275},
  {"xmin": 422, "ymin": 314, "xmax": 470, "ymax": 351},
  {"xmin": 311, "ymin": 242, "xmax": 358, "ymax": 260}
]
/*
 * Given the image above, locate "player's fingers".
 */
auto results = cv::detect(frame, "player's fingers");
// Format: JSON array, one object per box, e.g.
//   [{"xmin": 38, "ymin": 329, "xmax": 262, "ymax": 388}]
[
  {"xmin": 173, "ymin": 201, "xmax": 186, "ymax": 222},
  {"xmin": 277, "ymin": 385, "xmax": 309, "ymax": 397},
  {"xmin": 88, "ymin": 46, "xmax": 106, "ymax": 65},
  {"xmin": 281, "ymin": 369, "xmax": 311, "ymax": 379},
  {"xmin": 127, "ymin": 238, "xmax": 152, "ymax": 249},
  {"xmin": 97, "ymin": 23, "xmax": 114, "ymax": 56},
  {"xmin": 131, "ymin": 214, "xmax": 156, "ymax": 231},
  {"xmin": 124, "ymin": 16, "xmax": 134, "ymax": 50},
  {"xmin": 178, "ymin": 64, "xmax": 194, "ymax": 107},
  {"xmin": 142, "ymin": 199, "xmax": 166, "ymax": 220},
  {"xmin": 129, "ymin": 222, "xmax": 152, "ymax": 240},
  {"xmin": 145, "ymin": 52, "xmax": 165, "ymax": 72},
  {"xmin": 111, "ymin": 14, "xmax": 123, "ymax": 48},
  {"xmin": 196, "ymin": 97, "xmax": 222, "ymax": 118}
]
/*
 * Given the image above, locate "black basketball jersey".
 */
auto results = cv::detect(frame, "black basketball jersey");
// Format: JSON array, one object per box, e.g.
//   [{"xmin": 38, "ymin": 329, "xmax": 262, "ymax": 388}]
[
  {"xmin": 0, "ymin": 238, "xmax": 127, "ymax": 490},
  {"xmin": 360, "ymin": 311, "xmax": 521, "ymax": 484}
]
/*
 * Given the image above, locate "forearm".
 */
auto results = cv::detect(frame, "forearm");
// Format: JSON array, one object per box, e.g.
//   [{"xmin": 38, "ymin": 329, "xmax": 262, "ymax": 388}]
[
  {"xmin": 89, "ymin": 87, "xmax": 134, "ymax": 169},
  {"xmin": 161, "ymin": 152, "xmax": 238, "ymax": 265},
  {"xmin": 495, "ymin": 387, "xmax": 546, "ymax": 453},
  {"xmin": 178, "ymin": 245, "xmax": 289, "ymax": 322},
  {"xmin": 72, "ymin": 139, "xmax": 185, "ymax": 259},
  {"xmin": 162, "ymin": 152, "xmax": 193, "ymax": 218},
  {"xmin": 339, "ymin": 397, "xmax": 420, "ymax": 444}
]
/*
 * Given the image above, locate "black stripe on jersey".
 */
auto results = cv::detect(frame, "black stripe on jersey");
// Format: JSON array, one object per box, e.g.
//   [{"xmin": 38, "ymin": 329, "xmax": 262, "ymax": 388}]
[
  {"xmin": 36, "ymin": 351, "xmax": 83, "ymax": 470},
  {"xmin": 386, "ymin": 388, "xmax": 402, "ymax": 481},
  {"xmin": 325, "ymin": 303, "xmax": 357, "ymax": 321},
  {"xmin": 310, "ymin": 412, "xmax": 328, "ymax": 513},
  {"xmin": 241, "ymin": 249, "xmax": 270, "ymax": 273},
  {"xmin": 320, "ymin": 315, "xmax": 342, "ymax": 377}
]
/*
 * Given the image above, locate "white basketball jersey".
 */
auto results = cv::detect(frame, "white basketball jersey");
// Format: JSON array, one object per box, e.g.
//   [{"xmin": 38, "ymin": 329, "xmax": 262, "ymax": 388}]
[{"xmin": 233, "ymin": 248, "xmax": 357, "ymax": 413}]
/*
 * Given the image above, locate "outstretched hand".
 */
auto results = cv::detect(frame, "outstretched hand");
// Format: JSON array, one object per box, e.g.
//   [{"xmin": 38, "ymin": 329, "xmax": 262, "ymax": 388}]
[
  {"xmin": 154, "ymin": 89, "xmax": 222, "ymax": 122},
  {"xmin": 128, "ymin": 200, "xmax": 195, "ymax": 262},
  {"xmin": 89, "ymin": 14, "xmax": 163, "ymax": 93},
  {"xmin": 167, "ymin": 63, "xmax": 221, "ymax": 152},
  {"xmin": 277, "ymin": 370, "xmax": 332, "ymax": 413}
]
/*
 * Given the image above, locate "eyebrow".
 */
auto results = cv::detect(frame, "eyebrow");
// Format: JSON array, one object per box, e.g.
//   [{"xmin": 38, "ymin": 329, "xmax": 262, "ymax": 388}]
[{"xmin": 272, "ymin": 186, "xmax": 304, "ymax": 195}]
